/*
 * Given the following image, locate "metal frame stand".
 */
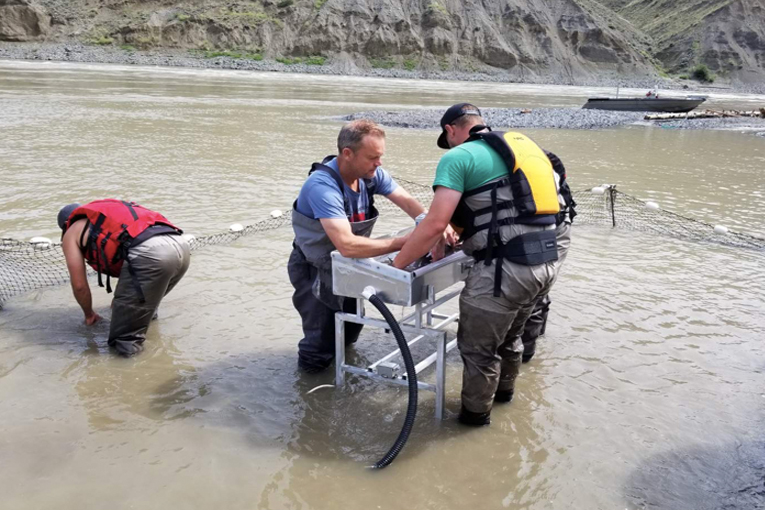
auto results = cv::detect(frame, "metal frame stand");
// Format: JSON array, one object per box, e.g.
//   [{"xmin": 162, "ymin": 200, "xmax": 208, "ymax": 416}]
[{"xmin": 334, "ymin": 286, "xmax": 461, "ymax": 420}]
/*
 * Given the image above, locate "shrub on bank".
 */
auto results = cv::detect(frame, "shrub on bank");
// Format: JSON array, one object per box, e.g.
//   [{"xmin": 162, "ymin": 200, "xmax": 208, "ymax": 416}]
[
  {"xmin": 691, "ymin": 64, "xmax": 715, "ymax": 83},
  {"xmin": 87, "ymin": 35, "xmax": 113, "ymax": 46}
]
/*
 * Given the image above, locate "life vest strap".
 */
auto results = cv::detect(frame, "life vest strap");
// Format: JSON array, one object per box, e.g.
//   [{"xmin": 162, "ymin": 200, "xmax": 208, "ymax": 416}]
[
  {"xmin": 472, "ymin": 229, "xmax": 558, "ymax": 265},
  {"xmin": 471, "ymin": 199, "xmax": 514, "ymax": 218},
  {"xmin": 484, "ymin": 184, "xmax": 500, "ymax": 266},
  {"xmin": 100, "ymin": 232, "xmax": 113, "ymax": 292},
  {"xmin": 467, "ymin": 214, "xmax": 556, "ymax": 240},
  {"xmin": 462, "ymin": 177, "xmax": 511, "ymax": 198},
  {"xmin": 122, "ymin": 201, "xmax": 139, "ymax": 221},
  {"xmin": 87, "ymin": 213, "xmax": 108, "ymax": 288},
  {"xmin": 471, "ymin": 229, "xmax": 559, "ymax": 296}
]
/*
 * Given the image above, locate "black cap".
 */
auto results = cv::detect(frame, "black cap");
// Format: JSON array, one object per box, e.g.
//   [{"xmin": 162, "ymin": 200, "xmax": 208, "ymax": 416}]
[
  {"xmin": 437, "ymin": 103, "xmax": 482, "ymax": 149},
  {"xmin": 57, "ymin": 203, "xmax": 80, "ymax": 231}
]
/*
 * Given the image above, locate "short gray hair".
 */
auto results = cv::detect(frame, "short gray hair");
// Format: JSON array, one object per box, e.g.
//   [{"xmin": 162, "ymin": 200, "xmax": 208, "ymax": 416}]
[{"xmin": 338, "ymin": 119, "xmax": 386, "ymax": 152}]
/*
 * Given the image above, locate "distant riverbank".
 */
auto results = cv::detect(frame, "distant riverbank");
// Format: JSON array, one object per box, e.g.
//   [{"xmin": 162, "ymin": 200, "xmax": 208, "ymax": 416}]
[{"xmin": 4, "ymin": 40, "xmax": 763, "ymax": 94}]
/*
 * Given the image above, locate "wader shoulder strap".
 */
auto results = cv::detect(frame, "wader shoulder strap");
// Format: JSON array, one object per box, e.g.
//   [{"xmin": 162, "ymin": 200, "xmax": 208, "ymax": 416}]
[
  {"xmin": 363, "ymin": 177, "xmax": 376, "ymax": 210},
  {"xmin": 309, "ymin": 161, "xmax": 353, "ymax": 218},
  {"xmin": 309, "ymin": 157, "xmax": 377, "ymax": 219}
]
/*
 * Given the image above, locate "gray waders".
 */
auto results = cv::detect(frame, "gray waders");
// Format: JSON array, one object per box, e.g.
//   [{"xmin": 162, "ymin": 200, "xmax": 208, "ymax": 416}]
[
  {"xmin": 108, "ymin": 234, "xmax": 190, "ymax": 356},
  {"xmin": 521, "ymin": 221, "xmax": 571, "ymax": 363},
  {"xmin": 520, "ymin": 221, "xmax": 571, "ymax": 362},
  {"xmin": 288, "ymin": 208, "xmax": 377, "ymax": 372}
]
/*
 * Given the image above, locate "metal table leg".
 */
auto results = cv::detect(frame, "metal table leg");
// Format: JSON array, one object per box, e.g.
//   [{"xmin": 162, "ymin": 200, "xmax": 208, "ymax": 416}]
[
  {"xmin": 335, "ymin": 313, "xmax": 345, "ymax": 387},
  {"xmin": 435, "ymin": 331, "xmax": 447, "ymax": 420}
]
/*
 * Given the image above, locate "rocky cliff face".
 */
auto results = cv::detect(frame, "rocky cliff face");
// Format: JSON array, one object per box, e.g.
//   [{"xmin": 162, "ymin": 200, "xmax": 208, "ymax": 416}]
[
  {"xmin": 0, "ymin": 0, "xmax": 50, "ymax": 41},
  {"xmin": 2, "ymin": 0, "xmax": 763, "ymax": 82},
  {"xmin": 601, "ymin": 0, "xmax": 765, "ymax": 83}
]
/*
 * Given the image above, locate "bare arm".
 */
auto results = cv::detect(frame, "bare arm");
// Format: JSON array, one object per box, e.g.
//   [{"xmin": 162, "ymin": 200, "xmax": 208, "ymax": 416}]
[
  {"xmin": 387, "ymin": 186, "xmax": 459, "ymax": 246},
  {"xmin": 62, "ymin": 221, "xmax": 100, "ymax": 325},
  {"xmin": 385, "ymin": 187, "xmax": 426, "ymax": 219},
  {"xmin": 393, "ymin": 187, "xmax": 462, "ymax": 269},
  {"xmin": 320, "ymin": 218, "xmax": 408, "ymax": 259}
]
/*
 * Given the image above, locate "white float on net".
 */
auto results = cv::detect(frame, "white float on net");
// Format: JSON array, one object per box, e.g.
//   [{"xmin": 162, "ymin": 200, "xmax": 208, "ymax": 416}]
[
  {"xmin": 713, "ymin": 225, "xmax": 729, "ymax": 235},
  {"xmin": 270, "ymin": 210, "xmax": 283, "ymax": 218},
  {"xmin": 645, "ymin": 201, "xmax": 660, "ymax": 211},
  {"xmin": 591, "ymin": 186, "xmax": 605, "ymax": 194},
  {"xmin": 229, "ymin": 223, "xmax": 244, "ymax": 233},
  {"xmin": 29, "ymin": 236, "xmax": 53, "ymax": 249}
]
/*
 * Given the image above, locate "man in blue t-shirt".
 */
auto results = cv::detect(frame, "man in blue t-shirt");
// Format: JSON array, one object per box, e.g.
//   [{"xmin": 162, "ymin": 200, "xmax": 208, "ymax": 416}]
[
  {"xmin": 295, "ymin": 153, "xmax": 399, "ymax": 223},
  {"xmin": 289, "ymin": 119, "xmax": 429, "ymax": 373}
]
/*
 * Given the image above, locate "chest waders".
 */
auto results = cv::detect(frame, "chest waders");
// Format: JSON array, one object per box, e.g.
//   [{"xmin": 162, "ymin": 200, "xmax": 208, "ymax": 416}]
[
  {"xmin": 289, "ymin": 156, "xmax": 378, "ymax": 371},
  {"xmin": 520, "ymin": 151, "xmax": 577, "ymax": 363}
]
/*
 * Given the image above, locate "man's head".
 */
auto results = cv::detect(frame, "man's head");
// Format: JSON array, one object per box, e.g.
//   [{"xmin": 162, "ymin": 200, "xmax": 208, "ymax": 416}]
[
  {"xmin": 337, "ymin": 119, "xmax": 386, "ymax": 180},
  {"xmin": 437, "ymin": 103, "xmax": 484, "ymax": 149},
  {"xmin": 57, "ymin": 203, "xmax": 80, "ymax": 232}
]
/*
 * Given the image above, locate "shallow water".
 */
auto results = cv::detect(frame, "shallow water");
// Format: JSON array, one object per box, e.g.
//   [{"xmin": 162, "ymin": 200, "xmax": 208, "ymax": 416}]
[{"xmin": 1, "ymin": 60, "xmax": 764, "ymax": 510}]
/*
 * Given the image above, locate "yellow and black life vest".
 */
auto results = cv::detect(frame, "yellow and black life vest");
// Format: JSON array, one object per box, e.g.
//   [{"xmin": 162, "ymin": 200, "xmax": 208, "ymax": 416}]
[{"xmin": 450, "ymin": 130, "xmax": 562, "ymax": 297}]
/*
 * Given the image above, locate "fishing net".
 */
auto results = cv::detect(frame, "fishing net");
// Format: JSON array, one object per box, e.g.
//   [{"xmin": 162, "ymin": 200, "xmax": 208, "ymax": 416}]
[
  {"xmin": 1, "ymin": 179, "xmax": 763, "ymax": 308},
  {"xmin": 571, "ymin": 185, "xmax": 765, "ymax": 250}
]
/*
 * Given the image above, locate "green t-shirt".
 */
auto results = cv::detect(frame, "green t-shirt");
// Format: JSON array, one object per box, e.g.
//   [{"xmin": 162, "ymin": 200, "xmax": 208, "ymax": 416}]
[{"xmin": 433, "ymin": 139, "xmax": 508, "ymax": 193}]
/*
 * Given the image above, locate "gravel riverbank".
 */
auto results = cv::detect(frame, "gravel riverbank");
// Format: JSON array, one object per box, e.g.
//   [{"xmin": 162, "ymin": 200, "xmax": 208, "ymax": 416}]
[
  {"xmin": 647, "ymin": 117, "xmax": 765, "ymax": 131},
  {"xmin": 345, "ymin": 107, "xmax": 765, "ymax": 133},
  {"xmin": 345, "ymin": 108, "xmax": 644, "ymax": 130}
]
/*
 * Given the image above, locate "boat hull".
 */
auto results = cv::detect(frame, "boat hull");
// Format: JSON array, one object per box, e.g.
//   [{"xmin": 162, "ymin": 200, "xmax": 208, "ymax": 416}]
[{"xmin": 582, "ymin": 98, "xmax": 706, "ymax": 113}]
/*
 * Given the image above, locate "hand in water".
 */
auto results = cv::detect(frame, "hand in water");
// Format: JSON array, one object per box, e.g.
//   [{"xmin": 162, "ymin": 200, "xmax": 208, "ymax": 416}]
[{"xmin": 84, "ymin": 312, "xmax": 101, "ymax": 326}]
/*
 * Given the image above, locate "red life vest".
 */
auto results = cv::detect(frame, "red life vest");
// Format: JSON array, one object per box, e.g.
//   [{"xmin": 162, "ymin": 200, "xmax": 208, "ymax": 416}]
[{"xmin": 64, "ymin": 199, "xmax": 181, "ymax": 285}]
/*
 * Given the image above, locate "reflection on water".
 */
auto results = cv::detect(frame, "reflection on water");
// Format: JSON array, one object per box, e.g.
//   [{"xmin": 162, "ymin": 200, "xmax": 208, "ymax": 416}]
[
  {"xmin": 68, "ymin": 336, "xmax": 203, "ymax": 430},
  {"xmin": 0, "ymin": 61, "xmax": 764, "ymax": 509},
  {"xmin": 626, "ymin": 439, "xmax": 765, "ymax": 510}
]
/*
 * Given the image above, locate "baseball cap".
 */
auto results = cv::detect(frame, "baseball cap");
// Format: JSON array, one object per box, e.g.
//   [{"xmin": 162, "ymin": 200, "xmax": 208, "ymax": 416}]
[
  {"xmin": 57, "ymin": 203, "xmax": 80, "ymax": 231},
  {"xmin": 437, "ymin": 103, "xmax": 482, "ymax": 149}
]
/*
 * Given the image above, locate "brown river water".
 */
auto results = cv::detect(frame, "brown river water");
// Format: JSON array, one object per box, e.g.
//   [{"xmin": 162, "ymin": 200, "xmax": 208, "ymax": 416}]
[{"xmin": 1, "ymin": 61, "xmax": 764, "ymax": 510}]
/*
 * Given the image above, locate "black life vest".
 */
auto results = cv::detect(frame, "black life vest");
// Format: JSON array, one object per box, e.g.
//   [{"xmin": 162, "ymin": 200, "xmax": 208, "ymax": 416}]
[
  {"xmin": 545, "ymin": 150, "xmax": 577, "ymax": 225},
  {"xmin": 449, "ymin": 130, "xmax": 561, "ymax": 297}
]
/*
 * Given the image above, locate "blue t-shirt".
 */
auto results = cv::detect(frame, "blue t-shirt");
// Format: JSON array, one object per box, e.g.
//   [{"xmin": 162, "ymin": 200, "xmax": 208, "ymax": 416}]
[{"xmin": 295, "ymin": 157, "xmax": 398, "ymax": 222}]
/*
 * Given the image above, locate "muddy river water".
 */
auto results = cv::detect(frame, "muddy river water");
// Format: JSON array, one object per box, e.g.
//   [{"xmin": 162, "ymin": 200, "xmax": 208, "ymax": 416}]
[{"xmin": 1, "ymin": 60, "xmax": 764, "ymax": 509}]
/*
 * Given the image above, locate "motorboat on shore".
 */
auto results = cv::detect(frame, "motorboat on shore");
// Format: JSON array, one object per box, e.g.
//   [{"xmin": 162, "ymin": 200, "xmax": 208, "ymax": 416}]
[{"xmin": 583, "ymin": 89, "xmax": 707, "ymax": 113}]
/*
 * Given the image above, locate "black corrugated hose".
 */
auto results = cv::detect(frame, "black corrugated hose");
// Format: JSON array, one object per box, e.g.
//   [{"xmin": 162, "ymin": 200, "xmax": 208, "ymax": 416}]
[{"xmin": 366, "ymin": 293, "xmax": 418, "ymax": 469}]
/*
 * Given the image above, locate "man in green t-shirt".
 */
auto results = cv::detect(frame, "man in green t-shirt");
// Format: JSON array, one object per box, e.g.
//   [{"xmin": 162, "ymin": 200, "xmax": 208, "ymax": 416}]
[{"xmin": 393, "ymin": 103, "xmax": 572, "ymax": 426}]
